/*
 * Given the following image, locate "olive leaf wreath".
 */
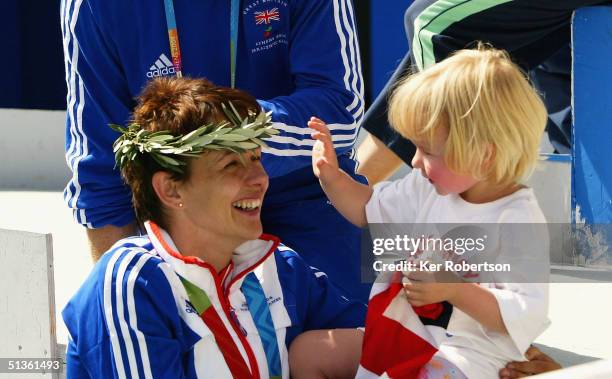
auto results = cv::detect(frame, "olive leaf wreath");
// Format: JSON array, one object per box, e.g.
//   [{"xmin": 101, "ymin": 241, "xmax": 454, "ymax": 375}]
[{"xmin": 110, "ymin": 102, "xmax": 278, "ymax": 174}]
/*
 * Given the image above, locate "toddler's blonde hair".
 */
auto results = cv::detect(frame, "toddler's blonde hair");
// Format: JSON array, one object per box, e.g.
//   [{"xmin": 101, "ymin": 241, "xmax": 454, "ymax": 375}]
[{"xmin": 388, "ymin": 45, "xmax": 547, "ymax": 185}]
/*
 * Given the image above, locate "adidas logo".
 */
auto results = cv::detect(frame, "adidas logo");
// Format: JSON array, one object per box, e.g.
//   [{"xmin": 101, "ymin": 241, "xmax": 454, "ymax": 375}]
[{"xmin": 146, "ymin": 53, "xmax": 176, "ymax": 78}]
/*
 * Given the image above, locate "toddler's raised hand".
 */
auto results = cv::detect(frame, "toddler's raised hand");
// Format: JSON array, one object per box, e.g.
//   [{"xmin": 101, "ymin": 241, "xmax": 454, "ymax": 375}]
[
  {"xmin": 308, "ymin": 116, "xmax": 372, "ymax": 228},
  {"xmin": 309, "ymin": 117, "xmax": 340, "ymax": 182}
]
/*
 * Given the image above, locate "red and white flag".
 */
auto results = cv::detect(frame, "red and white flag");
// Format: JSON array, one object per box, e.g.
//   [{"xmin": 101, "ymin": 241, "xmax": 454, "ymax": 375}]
[{"xmin": 356, "ymin": 274, "xmax": 452, "ymax": 379}]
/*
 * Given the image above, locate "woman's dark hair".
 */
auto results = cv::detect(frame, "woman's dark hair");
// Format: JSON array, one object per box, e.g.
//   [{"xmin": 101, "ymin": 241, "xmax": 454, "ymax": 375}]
[{"xmin": 120, "ymin": 77, "xmax": 260, "ymax": 227}]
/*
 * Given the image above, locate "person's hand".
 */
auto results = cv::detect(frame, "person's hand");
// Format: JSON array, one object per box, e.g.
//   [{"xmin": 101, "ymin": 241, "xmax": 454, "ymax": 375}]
[
  {"xmin": 402, "ymin": 270, "xmax": 458, "ymax": 306},
  {"xmin": 499, "ymin": 346, "xmax": 562, "ymax": 378},
  {"xmin": 309, "ymin": 117, "xmax": 341, "ymax": 183}
]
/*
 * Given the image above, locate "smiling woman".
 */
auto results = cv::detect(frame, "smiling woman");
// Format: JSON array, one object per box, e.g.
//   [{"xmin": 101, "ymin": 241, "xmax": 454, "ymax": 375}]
[
  {"xmin": 119, "ymin": 77, "xmax": 271, "ymax": 231},
  {"xmin": 118, "ymin": 77, "xmax": 274, "ymax": 270},
  {"xmin": 166, "ymin": 148, "xmax": 269, "ymax": 269},
  {"xmin": 61, "ymin": 77, "xmax": 366, "ymax": 379}
]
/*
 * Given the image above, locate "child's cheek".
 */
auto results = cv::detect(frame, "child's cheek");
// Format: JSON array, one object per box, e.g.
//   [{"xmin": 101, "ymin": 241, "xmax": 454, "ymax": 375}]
[
  {"xmin": 444, "ymin": 176, "xmax": 472, "ymax": 193},
  {"xmin": 425, "ymin": 163, "xmax": 441, "ymax": 182}
]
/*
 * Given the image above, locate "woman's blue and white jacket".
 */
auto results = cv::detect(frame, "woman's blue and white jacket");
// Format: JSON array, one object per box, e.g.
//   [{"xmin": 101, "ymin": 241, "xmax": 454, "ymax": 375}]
[{"xmin": 62, "ymin": 221, "xmax": 366, "ymax": 378}]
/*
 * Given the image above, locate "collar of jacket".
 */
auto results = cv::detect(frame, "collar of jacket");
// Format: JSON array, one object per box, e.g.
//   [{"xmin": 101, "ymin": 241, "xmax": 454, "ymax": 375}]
[
  {"xmin": 145, "ymin": 220, "xmax": 291, "ymax": 378},
  {"xmin": 144, "ymin": 220, "xmax": 281, "ymax": 295}
]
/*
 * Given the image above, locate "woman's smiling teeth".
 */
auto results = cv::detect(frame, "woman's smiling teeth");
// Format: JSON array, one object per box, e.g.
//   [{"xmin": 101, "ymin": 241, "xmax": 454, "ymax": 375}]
[{"xmin": 232, "ymin": 199, "xmax": 262, "ymax": 210}]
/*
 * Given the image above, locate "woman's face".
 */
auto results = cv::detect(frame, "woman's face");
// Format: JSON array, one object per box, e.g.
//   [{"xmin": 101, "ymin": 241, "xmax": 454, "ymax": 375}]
[{"xmin": 177, "ymin": 149, "xmax": 269, "ymax": 246}]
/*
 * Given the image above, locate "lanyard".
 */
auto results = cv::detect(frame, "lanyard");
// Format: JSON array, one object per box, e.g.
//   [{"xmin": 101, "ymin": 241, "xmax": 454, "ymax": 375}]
[
  {"xmin": 163, "ymin": 0, "xmax": 240, "ymax": 87},
  {"xmin": 163, "ymin": 0, "xmax": 183, "ymax": 77},
  {"xmin": 229, "ymin": 0, "xmax": 240, "ymax": 88}
]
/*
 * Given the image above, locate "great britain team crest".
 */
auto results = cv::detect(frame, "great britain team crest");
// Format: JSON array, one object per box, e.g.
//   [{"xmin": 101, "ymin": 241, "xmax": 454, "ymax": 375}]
[
  {"xmin": 255, "ymin": 8, "xmax": 280, "ymax": 37},
  {"xmin": 243, "ymin": 0, "xmax": 289, "ymax": 52}
]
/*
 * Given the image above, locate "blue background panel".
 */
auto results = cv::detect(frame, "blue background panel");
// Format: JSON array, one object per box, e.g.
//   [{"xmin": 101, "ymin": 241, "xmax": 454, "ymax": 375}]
[
  {"xmin": 0, "ymin": 0, "xmax": 65, "ymax": 110},
  {"xmin": 369, "ymin": 0, "xmax": 413, "ymax": 98},
  {"xmin": 572, "ymin": 6, "xmax": 612, "ymax": 223}
]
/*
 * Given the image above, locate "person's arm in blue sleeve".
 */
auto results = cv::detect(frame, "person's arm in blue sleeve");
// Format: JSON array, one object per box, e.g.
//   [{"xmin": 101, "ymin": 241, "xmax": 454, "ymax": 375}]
[
  {"xmin": 62, "ymin": 0, "xmax": 138, "ymax": 257},
  {"xmin": 62, "ymin": 255, "xmax": 187, "ymax": 378},
  {"xmin": 61, "ymin": 0, "xmax": 135, "ymax": 229},
  {"xmin": 303, "ymin": 264, "xmax": 367, "ymax": 331},
  {"xmin": 279, "ymin": 249, "xmax": 366, "ymax": 331},
  {"xmin": 64, "ymin": 339, "xmax": 89, "ymax": 379},
  {"xmin": 259, "ymin": 0, "xmax": 364, "ymax": 177}
]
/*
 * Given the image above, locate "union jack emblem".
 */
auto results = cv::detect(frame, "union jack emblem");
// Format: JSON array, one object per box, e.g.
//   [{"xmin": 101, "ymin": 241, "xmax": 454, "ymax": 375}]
[{"xmin": 255, "ymin": 8, "xmax": 280, "ymax": 25}]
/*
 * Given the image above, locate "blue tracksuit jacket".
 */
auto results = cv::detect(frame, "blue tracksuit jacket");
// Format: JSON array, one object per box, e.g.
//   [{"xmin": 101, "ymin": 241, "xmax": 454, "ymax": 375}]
[{"xmin": 62, "ymin": 221, "xmax": 366, "ymax": 378}]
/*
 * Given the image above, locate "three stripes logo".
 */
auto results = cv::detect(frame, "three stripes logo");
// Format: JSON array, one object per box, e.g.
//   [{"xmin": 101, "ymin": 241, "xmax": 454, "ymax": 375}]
[{"xmin": 146, "ymin": 53, "xmax": 176, "ymax": 78}]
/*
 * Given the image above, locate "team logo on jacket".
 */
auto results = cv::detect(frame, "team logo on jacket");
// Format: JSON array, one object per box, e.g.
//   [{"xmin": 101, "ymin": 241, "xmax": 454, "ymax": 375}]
[
  {"xmin": 255, "ymin": 8, "xmax": 280, "ymax": 25},
  {"xmin": 146, "ymin": 53, "xmax": 176, "ymax": 78},
  {"xmin": 185, "ymin": 300, "xmax": 197, "ymax": 314},
  {"xmin": 243, "ymin": 1, "xmax": 288, "ymax": 53},
  {"xmin": 254, "ymin": 7, "xmax": 280, "ymax": 38}
]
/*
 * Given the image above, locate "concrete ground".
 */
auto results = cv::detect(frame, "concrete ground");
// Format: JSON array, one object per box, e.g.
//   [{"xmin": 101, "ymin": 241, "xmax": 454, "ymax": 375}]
[{"xmin": 0, "ymin": 190, "xmax": 611, "ymax": 369}]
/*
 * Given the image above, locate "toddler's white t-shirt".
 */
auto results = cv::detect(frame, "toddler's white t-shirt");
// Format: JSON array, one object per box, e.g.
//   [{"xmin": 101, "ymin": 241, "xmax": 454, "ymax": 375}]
[{"xmin": 365, "ymin": 169, "xmax": 550, "ymax": 379}]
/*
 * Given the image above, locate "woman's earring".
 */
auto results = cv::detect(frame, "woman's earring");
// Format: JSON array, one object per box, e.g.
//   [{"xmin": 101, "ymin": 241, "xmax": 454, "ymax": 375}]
[{"xmin": 178, "ymin": 203, "xmax": 184, "ymax": 208}]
